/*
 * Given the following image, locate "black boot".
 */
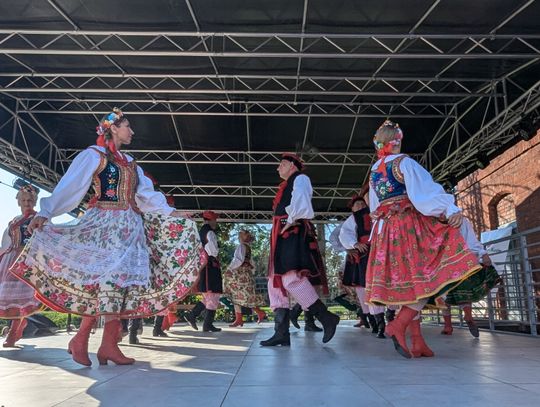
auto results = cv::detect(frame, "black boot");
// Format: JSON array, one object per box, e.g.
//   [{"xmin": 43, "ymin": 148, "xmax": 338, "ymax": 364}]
[
  {"xmin": 260, "ymin": 308, "xmax": 290, "ymax": 346},
  {"xmin": 153, "ymin": 316, "xmax": 168, "ymax": 337},
  {"xmin": 385, "ymin": 309, "xmax": 396, "ymax": 322},
  {"xmin": 367, "ymin": 313, "xmax": 378, "ymax": 334},
  {"xmin": 333, "ymin": 294, "xmax": 358, "ymax": 312},
  {"xmin": 128, "ymin": 318, "xmax": 141, "ymax": 345},
  {"xmin": 202, "ymin": 310, "xmax": 222, "ymax": 332},
  {"xmin": 186, "ymin": 301, "xmax": 206, "ymax": 331},
  {"xmin": 374, "ymin": 313, "xmax": 386, "ymax": 339},
  {"xmin": 304, "ymin": 310, "xmax": 323, "ymax": 332},
  {"xmin": 290, "ymin": 303, "xmax": 302, "ymax": 329},
  {"xmin": 308, "ymin": 299, "xmax": 340, "ymax": 343},
  {"xmin": 354, "ymin": 311, "xmax": 370, "ymax": 329}
]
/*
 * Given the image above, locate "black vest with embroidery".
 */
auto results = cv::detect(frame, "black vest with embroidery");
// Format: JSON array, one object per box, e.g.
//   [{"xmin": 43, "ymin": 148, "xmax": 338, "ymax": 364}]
[
  {"xmin": 273, "ymin": 171, "xmax": 302, "ymax": 216},
  {"xmin": 199, "ymin": 224, "xmax": 218, "ymax": 256}
]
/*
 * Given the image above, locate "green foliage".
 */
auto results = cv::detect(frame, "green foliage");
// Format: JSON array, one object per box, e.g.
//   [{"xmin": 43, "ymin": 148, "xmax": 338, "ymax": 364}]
[{"xmin": 40, "ymin": 311, "xmax": 82, "ymax": 329}]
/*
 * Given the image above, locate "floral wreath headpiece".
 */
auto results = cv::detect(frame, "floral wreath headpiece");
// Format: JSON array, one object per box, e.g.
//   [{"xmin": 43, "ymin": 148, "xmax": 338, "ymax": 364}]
[
  {"xmin": 373, "ymin": 120, "xmax": 403, "ymax": 151},
  {"xmin": 18, "ymin": 183, "xmax": 39, "ymax": 198},
  {"xmin": 96, "ymin": 107, "xmax": 124, "ymax": 137}
]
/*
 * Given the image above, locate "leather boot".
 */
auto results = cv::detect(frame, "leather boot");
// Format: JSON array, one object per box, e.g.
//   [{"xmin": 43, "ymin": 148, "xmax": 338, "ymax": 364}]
[
  {"xmin": 128, "ymin": 319, "xmax": 141, "ymax": 344},
  {"xmin": 67, "ymin": 317, "xmax": 95, "ymax": 366},
  {"xmin": 97, "ymin": 319, "xmax": 135, "ymax": 365},
  {"xmin": 304, "ymin": 310, "xmax": 323, "ymax": 332},
  {"xmin": 254, "ymin": 307, "xmax": 267, "ymax": 324},
  {"xmin": 153, "ymin": 316, "xmax": 168, "ymax": 337},
  {"xmin": 367, "ymin": 313, "xmax": 378, "ymax": 334},
  {"xmin": 260, "ymin": 308, "xmax": 290, "ymax": 346},
  {"xmin": 3, "ymin": 319, "xmax": 22, "ymax": 348},
  {"xmin": 354, "ymin": 311, "xmax": 370, "ymax": 329},
  {"xmin": 290, "ymin": 303, "xmax": 302, "ymax": 329},
  {"xmin": 374, "ymin": 313, "xmax": 386, "ymax": 338},
  {"xmin": 229, "ymin": 312, "xmax": 244, "ymax": 327},
  {"xmin": 441, "ymin": 314, "xmax": 453, "ymax": 335},
  {"xmin": 203, "ymin": 310, "xmax": 222, "ymax": 332},
  {"xmin": 333, "ymin": 294, "xmax": 358, "ymax": 312},
  {"xmin": 308, "ymin": 299, "xmax": 340, "ymax": 343},
  {"xmin": 463, "ymin": 305, "xmax": 479, "ymax": 338},
  {"xmin": 409, "ymin": 319, "xmax": 434, "ymax": 357},
  {"xmin": 185, "ymin": 301, "xmax": 206, "ymax": 331},
  {"xmin": 385, "ymin": 309, "xmax": 396, "ymax": 322},
  {"xmin": 385, "ymin": 306, "xmax": 417, "ymax": 359}
]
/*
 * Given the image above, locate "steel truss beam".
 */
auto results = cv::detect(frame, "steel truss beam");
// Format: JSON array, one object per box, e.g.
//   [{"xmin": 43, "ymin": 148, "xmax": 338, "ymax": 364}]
[
  {"xmin": 185, "ymin": 210, "xmax": 348, "ymax": 224},
  {"xmin": 0, "ymin": 30, "xmax": 539, "ymax": 60},
  {"xmin": 160, "ymin": 184, "xmax": 358, "ymax": 200},
  {"xmin": 56, "ymin": 149, "xmax": 422, "ymax": 166},
  {"xmin": 430, "ymin": 79, "xmax": 540, "ymax": 181}
]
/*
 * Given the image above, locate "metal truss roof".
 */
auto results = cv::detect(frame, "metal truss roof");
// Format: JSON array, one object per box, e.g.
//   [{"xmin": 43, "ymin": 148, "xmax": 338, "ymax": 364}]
[{"xmin": 0, "ymin": 0, "xmax": 539, "ymax": 222}]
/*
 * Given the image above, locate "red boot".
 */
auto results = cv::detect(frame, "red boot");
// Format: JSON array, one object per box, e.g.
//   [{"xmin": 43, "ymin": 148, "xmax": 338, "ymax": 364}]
[
  {"xmin": 68, "ymin": 317, "xmax": 95, "ymax": 366},
  {"xmin": 385, "ymin": 306, "xmax": 417, "ymax": 359},
  {"xmin": 3, "ymin": 319, "xmax": 22, "ymax": 348},
  {"xmin": 167, "ymin": 311, "xmax": 177, "ymax": 328},
  {"xmin": 462, "ymin": 305, "xmax": 479, "ymax": 338},
  {"xmin": 229, "ymin": 312, "xmax": 244, "ymax": 327},
  {"xmin": 409, "ymin": 319, "xmax": 434, "ymax": 357},
  {"xmin": 441, "ymin": 315, "xmax": 453, "ymax": 335},
  {"xmin": 254, "ymin": 308, "xmax": 266, "ymax": 324},
  {"xmin": 97, "ymin": 319, "xmax": 135, "ymax": 366}
]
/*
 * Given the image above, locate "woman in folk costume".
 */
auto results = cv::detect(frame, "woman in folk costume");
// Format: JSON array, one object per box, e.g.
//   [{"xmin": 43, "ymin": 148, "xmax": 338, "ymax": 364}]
[
  {"xmin": 10, "ymin": 108, "xmax": 202, "ymax": 366},
  {"xmin": 367, "ymin": 120, "xmax": 481, "ymax": 359},
  {"xmin": 185, "ymin": 210, "xmax": 224, "ymax": 332},
  {"xmin": 339, "ymin": 193, "xmax": 387, "ymax": 339},
  {"xmin": 0, "ymin": 184, "xmax": 42, "ymax": 347},
  {"xmin": 224, "ymin": 230, "xmax": 267, "ymax": 327},
  {"xmin": 441, "ymin": 217, "xmax": 500, "ymax": 338}
]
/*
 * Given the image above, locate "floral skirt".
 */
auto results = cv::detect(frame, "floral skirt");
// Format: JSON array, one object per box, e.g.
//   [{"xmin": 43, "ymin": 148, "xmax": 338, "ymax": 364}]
[
  {"xmin": 10, "ymin": 208, "xmax": 203, "ymax": 317},
  {"xmin": 222, "ymin": 265, "xmax": 266, "ymax": 308},
  {"xmin": 366, "ymin": 197, "xmax": 481, "ymax": 306},
  {"xmin": 0, "ymin": 249, "xmax": 41, "ymax": 318},
  {"xmin": 445, "ymin": 265, "xmax": 501, "ymax": 305}
]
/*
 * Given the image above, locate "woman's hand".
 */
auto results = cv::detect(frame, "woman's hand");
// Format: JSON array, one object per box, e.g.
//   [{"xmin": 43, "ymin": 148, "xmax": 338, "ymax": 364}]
[
  {"xmin": 280, "ymin": 222, "xmax": 298, "ymax": 235},
  {"xmin": 27, "ymin": 216, "xmax": 48, "ymax": 234},
  {"xmin": 354, "ymin": 243, "xmax": 369, "ymax": 253},
  {"xmin": 447, "ymin": 212, "xmax": 463, "ymax": 228}
]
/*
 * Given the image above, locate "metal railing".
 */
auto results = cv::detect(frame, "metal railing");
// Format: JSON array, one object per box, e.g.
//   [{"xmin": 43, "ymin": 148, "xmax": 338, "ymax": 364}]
[{"xmin": 423, "ymin": 226, "xmax": 540, "ymax": 336}]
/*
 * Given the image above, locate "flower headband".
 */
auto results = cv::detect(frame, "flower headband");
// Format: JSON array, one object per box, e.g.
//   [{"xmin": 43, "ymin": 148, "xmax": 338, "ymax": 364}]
[
  {"xmin": 17, "ymin": 184, "xmax": 39, "ymax": 198},
  {"xmin": 373, "ymin": 120, "xmax": 403, "ymax": 150},
  {"xmin": 96, "ymin": 107, "xmax": 124, "ymax": 136}
]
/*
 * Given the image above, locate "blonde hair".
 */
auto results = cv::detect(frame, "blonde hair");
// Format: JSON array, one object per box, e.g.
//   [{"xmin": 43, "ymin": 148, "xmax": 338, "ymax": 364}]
[{"xmin": 374, "ymin": 125, "xmax": 401, "ymax": 144}]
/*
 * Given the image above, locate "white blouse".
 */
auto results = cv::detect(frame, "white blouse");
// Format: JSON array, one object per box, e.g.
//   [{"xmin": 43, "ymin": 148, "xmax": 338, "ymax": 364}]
[
  {"xmin": 38, "ymin": 146, "xmax": 174, "ymax": 219},
  {"xmin": 339, "ymin": 215, "xmax": 358, "ymax": 250},
  {"xmin": 227, "ymin": 243, "xmax": 253, "ymax": 270},
  {"xmin": 460, "ymin": 217, "xmax": 488, "ymax": 262},
  {"xmin": 285, "ymin": 174, "xmax": 315, "ymax": 224},
  {"xmin": 369, "ymin": 154, "xmax": 460, "ymax": 218},
  {"xmin": 204, "ymin": 230, "xmax": 219, "ymax": 258}
]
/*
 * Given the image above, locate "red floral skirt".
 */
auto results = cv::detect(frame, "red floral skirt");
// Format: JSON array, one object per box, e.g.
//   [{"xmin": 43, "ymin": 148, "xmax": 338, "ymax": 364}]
[{"xmin": 366, "ymin": 196, "xmax": 481, "ymax": 306}]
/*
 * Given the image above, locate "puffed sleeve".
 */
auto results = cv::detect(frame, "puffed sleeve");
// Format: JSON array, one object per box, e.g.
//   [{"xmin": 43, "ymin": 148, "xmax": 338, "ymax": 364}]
[
  {"xmin": 285, "ymin": 174, "xmax": 315, "ymax": 223},
  {"xmin": 38, "ymin": 148, "xmax": 101, "ymax": 219},
  {"xmin": 205, "ymin": 230, "xmax": 219, "ymax": 257},
  {"xmin": 339, "ymin": 215, "xmax": 358, "ymax": 250},
  {"xmin": 135, "ymin": 166, "xmax": 174, "ymax": 216},
  {"xmin": 0, "ymin": 227, "xmax": 12, "ymax": 256},
  {"xmin": 460, "ymin": 218, "xmax": 487, "ymax": 261},
  {"xmin": 329, "ymin": 224, "xmax": 346, "ymax": 252},
  {"xmin": 400, "ymin": 156, "xmax": 460, "ymax": 218},
  {"xmin": 368, "ymin": 184, "xmax": 380, "ymax": 213},
  {"xmin": 227, "ymin": 243, "xmax": 246, "ymax": 270}
]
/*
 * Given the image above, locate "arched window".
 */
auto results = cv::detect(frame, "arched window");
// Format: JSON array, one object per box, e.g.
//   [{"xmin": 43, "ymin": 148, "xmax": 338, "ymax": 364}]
[{"xmin": 488, "ymin": 192, "xmax": 517, "ymax": 230}]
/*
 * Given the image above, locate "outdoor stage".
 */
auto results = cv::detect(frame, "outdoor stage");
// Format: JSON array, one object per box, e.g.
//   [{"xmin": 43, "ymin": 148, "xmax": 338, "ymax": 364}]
[{"xmin": 1, "ymin": 320, "xmax": 539, "ymax": 407}]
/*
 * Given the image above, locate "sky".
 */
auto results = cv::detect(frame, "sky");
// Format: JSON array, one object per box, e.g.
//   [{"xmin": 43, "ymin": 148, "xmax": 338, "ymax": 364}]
[{"xmin": 0, "ymin": 168, "xmax": 74, "ymax": 233}]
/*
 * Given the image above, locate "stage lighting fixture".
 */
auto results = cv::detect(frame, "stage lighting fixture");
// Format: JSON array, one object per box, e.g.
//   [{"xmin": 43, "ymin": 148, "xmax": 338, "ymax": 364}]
[
  {"xmin": 474, "ymin": 153, "xmax": 490, "ymax": 170},
  {"xmin": 517, "ymin": 116, "xmax": 540, "ymax": 141}
]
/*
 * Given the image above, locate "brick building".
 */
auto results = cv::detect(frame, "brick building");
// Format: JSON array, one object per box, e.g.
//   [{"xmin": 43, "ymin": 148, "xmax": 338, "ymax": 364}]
[{"xmin": 455, "ymin": 130, "xmax": 540, "ymax": 331}]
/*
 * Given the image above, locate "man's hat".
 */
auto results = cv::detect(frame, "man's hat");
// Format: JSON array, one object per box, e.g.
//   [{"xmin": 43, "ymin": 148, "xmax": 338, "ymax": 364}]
[
  {"xmin": 281, "ymin": 152, "xmax": 305, "ymax": 171},
  {"xmin": 202, "ymin": 210, "xmax": 219, "ymax": 221}
]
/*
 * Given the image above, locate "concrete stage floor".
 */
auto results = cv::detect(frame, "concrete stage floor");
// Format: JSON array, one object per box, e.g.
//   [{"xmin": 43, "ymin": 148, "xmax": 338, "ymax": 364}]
[{"xmin": 1, "ymin": 321, "xmax": 539, "ymax": 407}]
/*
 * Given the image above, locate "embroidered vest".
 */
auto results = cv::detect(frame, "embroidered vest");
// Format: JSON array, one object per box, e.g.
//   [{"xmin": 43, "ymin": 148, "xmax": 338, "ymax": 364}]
[
  {"xmin": 8, "ymin": 214, "xmax": 34, "ymax": 250},
  {"xmin": 199, "ymin": 224, "xmax": 219, "ymax": 258},
  {"xmin": 88, "ymin": 148, "xmax": 140, "ymax": 212},
  {"xmin": 273, "ymin": 171, "xmax": 302, "ymax": 216},
  {"xmin": 370, "ymin": 155, "xmax": 408, "ymax": 202}
]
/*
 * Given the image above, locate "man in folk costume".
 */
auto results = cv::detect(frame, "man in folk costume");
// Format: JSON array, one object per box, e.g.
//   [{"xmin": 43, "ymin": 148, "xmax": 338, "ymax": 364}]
[
  {"xmin": 185, "ymin": 210, "xmax": 223, "ymax": 332},
  {"xmin": 260, "ymin": 153, "xmax": 340, "ymax": 347},
  {"xmin": 339, "ymin": 191, "xmax": 386, "ymax": 339}
]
